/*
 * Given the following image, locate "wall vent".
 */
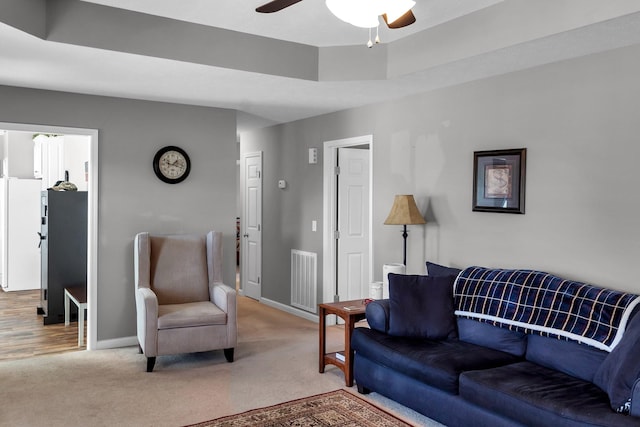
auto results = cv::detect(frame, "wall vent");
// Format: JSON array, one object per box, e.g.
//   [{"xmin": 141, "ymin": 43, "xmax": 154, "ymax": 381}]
[{"xmin": 291, "ymin": 250, "xmax": 317, "ymax": 313}]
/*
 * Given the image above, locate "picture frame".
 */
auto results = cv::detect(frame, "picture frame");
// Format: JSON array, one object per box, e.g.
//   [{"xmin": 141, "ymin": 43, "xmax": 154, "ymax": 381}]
[{"xmin": 473, "ymin": 148, "xmax": 526, "ymax": 214}]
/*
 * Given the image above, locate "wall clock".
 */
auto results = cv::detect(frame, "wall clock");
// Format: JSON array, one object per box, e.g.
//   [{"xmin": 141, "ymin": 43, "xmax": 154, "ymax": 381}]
[{"xmin": 153, "ymin": 146, "xmax": 191, "ymax": 184}]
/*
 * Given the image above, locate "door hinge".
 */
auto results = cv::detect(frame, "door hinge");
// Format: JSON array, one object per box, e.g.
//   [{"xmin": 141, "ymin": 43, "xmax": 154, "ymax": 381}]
[
  {"xmin": 258, "ymin": 224, "xmax": 261, "ymax": 231},
  {"xmin": 334, "ymin": 230, "xmax": 340, "ymax": 239},
  {"xmin": 334, "ymin": 166, "xmax": 340, "ymax": 175},
  {"xmin": 257, "ymin": 277, "xmax": 260, "ymax": 284}
]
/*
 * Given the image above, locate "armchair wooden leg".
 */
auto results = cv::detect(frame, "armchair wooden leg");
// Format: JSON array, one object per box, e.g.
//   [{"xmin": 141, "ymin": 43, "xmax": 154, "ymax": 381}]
[
  {"xmin": 146, "ymin": 357, "xmax": 156, "ymax": 372},
  {"xmin": 224, "ymin": 348, "xmax": 234, "ymax": 363}
]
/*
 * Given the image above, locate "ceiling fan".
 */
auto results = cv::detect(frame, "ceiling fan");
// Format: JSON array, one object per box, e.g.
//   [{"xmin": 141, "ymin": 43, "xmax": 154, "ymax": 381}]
[{"xmin": 255, "ymin": 0, "xmax": 417, "ymax": 29}]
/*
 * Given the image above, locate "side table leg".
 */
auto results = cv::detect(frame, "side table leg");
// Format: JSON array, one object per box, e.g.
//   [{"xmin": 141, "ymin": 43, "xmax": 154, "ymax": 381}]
[
  {"xmin": 319, "ymin": 307, "xmax": 326, "ymax": 373},
  {"xmin": 344, "ymin": 315, "xmax": 355, "ymax": 387}
]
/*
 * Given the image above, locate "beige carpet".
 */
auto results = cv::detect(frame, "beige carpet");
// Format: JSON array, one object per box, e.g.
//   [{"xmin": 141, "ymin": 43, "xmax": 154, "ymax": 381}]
[
  {"xmin": 186, "ymin": 389, "xmax": 413, "ymax": 427},
  {"xmin": 0, "ymin": 296, "xmax": 441, "ymax": 427}
]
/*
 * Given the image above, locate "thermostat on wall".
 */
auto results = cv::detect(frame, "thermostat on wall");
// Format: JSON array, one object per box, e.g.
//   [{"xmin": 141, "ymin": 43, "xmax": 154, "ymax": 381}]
[{"xmin": 278, "ymin": 179, "xmax": 287, "ymax": 189}]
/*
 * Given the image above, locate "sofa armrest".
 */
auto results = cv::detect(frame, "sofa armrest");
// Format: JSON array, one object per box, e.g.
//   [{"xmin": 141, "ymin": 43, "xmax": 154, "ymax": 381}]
[
  {"xmin": 630, "ymin": 378, "xmax": 640, "ymax": 417},
  {"xmin": 366, "ymin": 299, "xmax": 390, "ymax": 333}
]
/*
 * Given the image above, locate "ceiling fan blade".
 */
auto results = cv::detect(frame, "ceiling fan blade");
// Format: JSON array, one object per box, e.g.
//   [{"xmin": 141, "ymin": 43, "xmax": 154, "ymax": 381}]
[
  {"xmin": 383, "ymin": 9, "xmax": 416, "ymax": 29},
  {"xmin": 256, "ymin": 0, "xmax": 304, "ymax": 13}
]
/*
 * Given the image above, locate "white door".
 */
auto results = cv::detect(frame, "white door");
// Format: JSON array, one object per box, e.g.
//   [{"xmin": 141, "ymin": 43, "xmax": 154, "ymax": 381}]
[
  {"xmin": 337, "ymin": 148, "xmax": 370, "ymax": 301},
  {"xmin": 242, "ymin": 152, "xmax": 262, "ymax": 300}
]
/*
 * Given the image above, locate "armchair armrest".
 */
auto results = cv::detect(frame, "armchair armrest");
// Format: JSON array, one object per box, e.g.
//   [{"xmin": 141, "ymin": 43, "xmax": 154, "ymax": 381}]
[
  {"xmin": 135, "ymin": 287, "xmax": 158, "ymax": 356},
  {"xmin": 210, "ymin": 282, "xmax": 237, "ymax": 347},
  {"xmin": 210, "ymin": 282, "xmax": 236, "ymax": 313},
  {"xmin": 631, "ymin": 378, "xmax": 640, "ymax": 417},
  {"xmin": 366, "ymin": 299, "xmax": 390, "ymax": 333}
]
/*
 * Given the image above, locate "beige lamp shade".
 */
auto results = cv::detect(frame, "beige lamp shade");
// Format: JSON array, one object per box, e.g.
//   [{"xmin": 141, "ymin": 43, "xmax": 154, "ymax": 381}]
[{"xmin": 384, "ymin": 195, "xmax": 426, "ymax": 225}]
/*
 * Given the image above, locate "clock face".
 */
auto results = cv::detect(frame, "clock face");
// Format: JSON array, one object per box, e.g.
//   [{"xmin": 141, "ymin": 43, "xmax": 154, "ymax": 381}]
[{"xmin": 153, "ymin": 146, "xmax": 191, "ymax": 184}]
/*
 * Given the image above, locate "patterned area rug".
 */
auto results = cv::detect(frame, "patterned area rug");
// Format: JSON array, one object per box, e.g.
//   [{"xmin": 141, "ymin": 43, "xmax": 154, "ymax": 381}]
[{"xmin": 185, "ymin": 389, "xmax": 413, "ymax": 427}]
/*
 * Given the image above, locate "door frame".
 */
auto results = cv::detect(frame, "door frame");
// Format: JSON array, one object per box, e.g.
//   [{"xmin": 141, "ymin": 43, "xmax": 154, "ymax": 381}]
[
  {"xmin": 240, "ymin": 151, "xmax": 262, "ymax": 300},
  {"xmin": 0, "ymin": 122, "xmax": 98, "ymax": 350},
  {"xmin": 322, "ymin": 135, "xmax": 373, "ymax": 306}
]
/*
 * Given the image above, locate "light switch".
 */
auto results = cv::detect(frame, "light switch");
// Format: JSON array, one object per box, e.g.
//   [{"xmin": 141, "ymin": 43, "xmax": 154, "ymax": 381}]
[
  {"xmin": 312, "ymin": 220, "xmax": 317, "ymax": 232},
  {"xmin": 308, "ymin": 148, "xmax": 318, "ymax": 164},
  {"xmin": 278, "ymin": 179, "xmax": 287, "ymax": 189}
]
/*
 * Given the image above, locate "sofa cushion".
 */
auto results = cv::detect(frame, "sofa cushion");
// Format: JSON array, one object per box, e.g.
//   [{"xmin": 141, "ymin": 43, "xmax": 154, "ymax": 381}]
[
  {"xmin": 388, "ymin": 273, "xmax": 457, "ymax": 340},
  {"xmin": 426, "ymin": 261, "xmax": 462, "ymax": 277},
  {"xmin": 526, "ymin": 334, "xmax": 607, "ymax": 383},
  {"xmin": 460, "ymin": 361, "xmax": 638, "ymax": 427},
  {"xmin": 351, "ymin": 328, "xmax": 521, "ymax": 394},
  {"xmin": 594, "ymin": 311, "xmax": 640, "ymax": 413},
  {"xmin": 457, "ymin": 318, "xmax": 527, "ymax": 357}
]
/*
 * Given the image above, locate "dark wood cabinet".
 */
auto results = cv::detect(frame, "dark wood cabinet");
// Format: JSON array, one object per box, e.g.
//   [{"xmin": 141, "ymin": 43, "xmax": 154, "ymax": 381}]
[{"xmin": 40, "ymin": 191, "xmax": 87, "ymax": 325}]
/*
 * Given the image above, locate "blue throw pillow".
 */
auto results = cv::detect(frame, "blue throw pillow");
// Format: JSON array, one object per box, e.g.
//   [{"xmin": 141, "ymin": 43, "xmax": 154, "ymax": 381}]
[
  {"xmin": 426, "ymin": 261, "xmax": 462, "ymax": 278},
  {"xmin": 388, "ymin": 273, "xmax": 457, "ymax": 340},
  {"xmin": 593, "ymin": 312, "xmax": 640, "ymax": 413}
]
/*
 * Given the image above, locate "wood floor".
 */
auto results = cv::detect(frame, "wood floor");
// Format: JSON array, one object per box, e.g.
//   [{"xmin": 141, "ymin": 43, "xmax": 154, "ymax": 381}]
[{"xmin": 0, "ymin": 289, "xmax": 84, "ymax": 361}]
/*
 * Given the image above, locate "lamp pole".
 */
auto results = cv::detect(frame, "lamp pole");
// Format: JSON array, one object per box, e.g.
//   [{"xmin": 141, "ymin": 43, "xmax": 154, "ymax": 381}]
[{"xmin": 402, "ymin": 224, "xmax": 408, "ymax": 266}]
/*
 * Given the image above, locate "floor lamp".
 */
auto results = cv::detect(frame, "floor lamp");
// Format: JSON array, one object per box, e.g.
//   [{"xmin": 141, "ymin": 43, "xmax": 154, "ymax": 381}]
[{"xmin": 384, "ymin": 195, "xmax": 426, "ymax": 266}]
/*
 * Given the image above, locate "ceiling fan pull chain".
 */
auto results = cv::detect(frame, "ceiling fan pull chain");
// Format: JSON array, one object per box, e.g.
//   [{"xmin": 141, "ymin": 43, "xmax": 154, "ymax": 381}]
[
  {"xmin": 375, "ymin": 25, "xmax": 381, "ymax": 44},
  {"xmin": 367, "ymin": 27, "xmax": 373, "ymax": 48}
]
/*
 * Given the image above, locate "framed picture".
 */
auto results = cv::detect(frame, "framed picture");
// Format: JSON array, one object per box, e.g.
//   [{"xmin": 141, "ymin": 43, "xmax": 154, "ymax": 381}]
[{"xmin": 473, "ymin": 148, "xmax": 526, "ymax": 214}]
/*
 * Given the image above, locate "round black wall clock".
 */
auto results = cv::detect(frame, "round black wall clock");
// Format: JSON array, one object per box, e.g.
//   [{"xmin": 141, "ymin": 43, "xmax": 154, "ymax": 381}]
[{"xmin": 153, "ymin": 146, "xmax": 191, "ymax": 184}]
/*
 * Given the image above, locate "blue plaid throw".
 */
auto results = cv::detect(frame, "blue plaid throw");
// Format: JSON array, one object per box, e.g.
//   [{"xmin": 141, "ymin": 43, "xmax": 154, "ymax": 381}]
[{"xmin": 454, "ymin": 267, "xmax": 640, "ymax": 351}]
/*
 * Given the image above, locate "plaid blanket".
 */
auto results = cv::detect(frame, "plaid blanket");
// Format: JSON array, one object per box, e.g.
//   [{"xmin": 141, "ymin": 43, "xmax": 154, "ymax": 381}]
[{"xmin": 454, "ymin": 267, "xmax": 640, "ymax": 351}]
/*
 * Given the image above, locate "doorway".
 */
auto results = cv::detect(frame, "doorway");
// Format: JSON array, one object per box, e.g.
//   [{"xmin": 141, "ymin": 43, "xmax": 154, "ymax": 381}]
[
  {"xmin": 322, "ymin": 135, "xmax": 373, "ymax": 309},
  {"xmin": 240, "ymin": 151, "xmax": 262, "ymax": 301},
  {"xmin": 0, "ymin": 122, "xmax": 98, "ymax": 353}
]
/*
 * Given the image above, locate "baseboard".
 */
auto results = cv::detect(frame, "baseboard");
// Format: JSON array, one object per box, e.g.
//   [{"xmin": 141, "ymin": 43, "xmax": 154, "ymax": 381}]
[
  {"xmin": 260, "ymin": 298, "xmax": 319, "ymax": 323},
  {"xmin": 92, "ymin": 300, "xmax": 318, "ymax": 350},
  {"xmin": 95, "ymin": 335, "xmax": 138, "ymax": 350}
]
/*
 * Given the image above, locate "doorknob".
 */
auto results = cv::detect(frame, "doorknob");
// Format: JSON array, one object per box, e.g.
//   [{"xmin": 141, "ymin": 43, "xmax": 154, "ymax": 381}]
[{"xmin": 243, "ymin": 234, "xmax": 249, "ymax": 238}]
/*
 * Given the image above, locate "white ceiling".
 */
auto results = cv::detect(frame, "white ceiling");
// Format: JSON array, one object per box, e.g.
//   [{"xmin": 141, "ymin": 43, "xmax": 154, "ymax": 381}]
[{"xmin": 1, "ymin": 1, "xmax": 640, "ymax": 134}]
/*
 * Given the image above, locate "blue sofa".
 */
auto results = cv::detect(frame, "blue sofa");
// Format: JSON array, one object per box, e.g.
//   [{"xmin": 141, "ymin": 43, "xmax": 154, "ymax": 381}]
[{"xmin": 352, "ymin": 266, "xmax": 640, "ymax": 427}]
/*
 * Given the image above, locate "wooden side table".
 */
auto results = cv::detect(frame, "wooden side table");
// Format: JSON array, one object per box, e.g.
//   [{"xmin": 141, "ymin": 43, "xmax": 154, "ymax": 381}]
[{"xmin": 318, "ymin": 299, "xmax": 367, "ymax": 386}]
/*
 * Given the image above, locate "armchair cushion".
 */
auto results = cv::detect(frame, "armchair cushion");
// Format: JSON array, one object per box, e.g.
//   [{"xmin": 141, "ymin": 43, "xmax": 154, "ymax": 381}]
[
  {"xmin": 157, "ymin": 302, "xmax": 227, "ymax": 329},
  {"xmin": 150, "ymin": 234, "xmax": 209, "ymax": 305}
]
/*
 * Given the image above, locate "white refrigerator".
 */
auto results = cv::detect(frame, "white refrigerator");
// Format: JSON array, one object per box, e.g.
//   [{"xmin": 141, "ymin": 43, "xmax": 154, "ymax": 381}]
[{"xmin": 0, "ymin": 177, "xmax": 42, "ymax": 291}]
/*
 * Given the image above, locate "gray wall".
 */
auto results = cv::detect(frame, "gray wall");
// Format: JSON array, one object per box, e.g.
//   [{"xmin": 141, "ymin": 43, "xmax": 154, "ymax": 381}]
[
  {"xmin": 242, "ymin": 41, "xmax": 640, "ymax": 305},
  {"xmin": 0, "ymin": 85, "xmax": 237, "ymax": 341}
]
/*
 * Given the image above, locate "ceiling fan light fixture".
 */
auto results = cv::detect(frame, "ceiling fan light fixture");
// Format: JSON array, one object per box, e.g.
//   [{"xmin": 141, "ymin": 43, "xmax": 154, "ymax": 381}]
[
  {"xmin": 326, "ymin": 0, "xmax": 382, "ymax": 28},
  {"xmin": 383, "ymin": 0, "xmax": 415, "ymax": 24}
]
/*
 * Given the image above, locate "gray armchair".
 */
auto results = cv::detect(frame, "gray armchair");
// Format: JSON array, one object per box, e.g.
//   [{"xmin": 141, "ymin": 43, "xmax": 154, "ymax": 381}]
[{"xmin": 134, "ymin": 231, "xmax": 237, "ymax": 372}]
